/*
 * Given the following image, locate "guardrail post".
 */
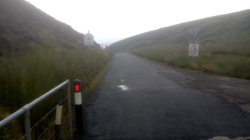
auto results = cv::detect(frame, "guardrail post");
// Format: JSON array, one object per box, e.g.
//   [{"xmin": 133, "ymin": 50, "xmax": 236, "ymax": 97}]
[
  {"xmin": 73, "ymin": 79, "xmax": 83, "ymax": 132},
  {"xmin": 0, "ymin": 80, "xmax": 70, "ymax": 139},
  {"xmin": 67, "ymin": 82, "xmax": 73, "ymax": 139},
  {"xmin": 55, "ymin": 89, "xmax": 64, "ymax": 140},
  {"xmin": 24, "ymin": 110, "xmax": 32, "ymax": 140}
]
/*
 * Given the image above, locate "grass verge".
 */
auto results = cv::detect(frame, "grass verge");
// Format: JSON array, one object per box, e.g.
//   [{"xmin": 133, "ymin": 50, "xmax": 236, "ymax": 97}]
[
  {"xmin": 0, "ymin": 47, "xmax": 111, "ymax": 139},
  {"xmin": 133, "ymin": 44, "xmax": 250, "ymax": 80}
]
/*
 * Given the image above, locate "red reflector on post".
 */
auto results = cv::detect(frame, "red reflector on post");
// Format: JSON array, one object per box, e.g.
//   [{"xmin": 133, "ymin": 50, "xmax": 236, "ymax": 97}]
[{"xmin": 74, "ymin": 85, "xmax": 80, "ymax": 92}]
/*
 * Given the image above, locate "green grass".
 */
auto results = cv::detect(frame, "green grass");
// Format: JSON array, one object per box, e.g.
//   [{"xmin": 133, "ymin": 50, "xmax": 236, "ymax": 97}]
[
  {"xmin": 108, "ymin": 10, "xmax": 250, "ymax": 79},
  {"xmin": 0, "ymin": 106, "xmax": 23, "ymax": 140},
  {"xmin": 0, "ymin": 0, "xmax": 112, "ymax": 139},
  {"xmin": 0, "ymin": 47, "xmax": 111, "ymax": 139},
  {"xmin": 133, "ymin": 43, "xmax": 250, "ymax": 79},
  {"xmin": 0, "ymin": 47, "xmax": 111, "ymax": 109}
]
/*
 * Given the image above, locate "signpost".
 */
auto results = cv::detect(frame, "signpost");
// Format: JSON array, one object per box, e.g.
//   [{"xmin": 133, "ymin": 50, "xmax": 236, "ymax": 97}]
[
  {"xmin": 188, "ymin": 43, "xmax": 199, "ymax": 56},
  {"xmin": 188, "ymin": 27, "xmax": 200, "ymax": 57}
]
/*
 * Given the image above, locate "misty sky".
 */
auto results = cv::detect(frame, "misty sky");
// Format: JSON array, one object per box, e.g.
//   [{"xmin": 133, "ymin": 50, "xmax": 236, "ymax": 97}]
[{"xmin": 25, "ymin": 0, "xmax": 250, "ymax": 45}]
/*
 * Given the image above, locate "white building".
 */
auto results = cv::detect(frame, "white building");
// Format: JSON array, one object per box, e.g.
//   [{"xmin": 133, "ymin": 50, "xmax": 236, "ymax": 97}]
[{"xmin": 84, "ymin": 31, "xmax": 94, "ymax": 46}]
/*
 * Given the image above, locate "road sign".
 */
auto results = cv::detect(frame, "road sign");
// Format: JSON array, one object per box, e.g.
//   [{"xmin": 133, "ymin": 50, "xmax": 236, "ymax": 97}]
[
  {"xmin": 188, "ymin": 43, "xmax": 199, "ymax": 56},
  {"xmin": 187, "ymin": 27, "xmax": 200, "ymax": 57}
]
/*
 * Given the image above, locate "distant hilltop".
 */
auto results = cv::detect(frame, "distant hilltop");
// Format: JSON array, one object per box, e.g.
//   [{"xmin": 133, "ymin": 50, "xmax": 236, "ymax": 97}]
[
  {"xmin": 0, "ymin": 0, "xmax": 98, "ymax": 55},
  {"xmin": 108, "ymin": 9, "xmax": 250, "ymax": 53}
]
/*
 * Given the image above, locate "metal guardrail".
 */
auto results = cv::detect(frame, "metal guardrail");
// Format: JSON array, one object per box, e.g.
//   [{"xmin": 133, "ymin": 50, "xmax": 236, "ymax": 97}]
[{"xmin": 0, "ymin": 80, "xmax": 73, "ymax": 140}]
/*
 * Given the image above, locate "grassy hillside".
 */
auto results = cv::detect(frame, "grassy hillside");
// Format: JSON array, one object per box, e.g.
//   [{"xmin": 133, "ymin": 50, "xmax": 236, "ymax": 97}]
[
  {"xmin": 0, "ymin": 47, "xmax": 111, "ymax": 139},
  {"xmin": 0, "ymin": 0, "xmax": 111, "ymax": 109},
  {"xmin": 0, "ymin": 0, "xmax": 111, "ymax": 139},
  {"xmin": 0, "ymin": 0, "xmax": 85, "ymax": 55},
  {"xmin": 108, "ymin": 10, "xmax": 250, "ymax": 79}
]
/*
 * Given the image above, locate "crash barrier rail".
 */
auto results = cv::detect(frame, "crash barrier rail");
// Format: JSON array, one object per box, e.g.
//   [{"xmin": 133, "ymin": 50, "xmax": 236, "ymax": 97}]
[{"xmin": 0, "ymin": 79, "xmax": 84, "ymax": 140}]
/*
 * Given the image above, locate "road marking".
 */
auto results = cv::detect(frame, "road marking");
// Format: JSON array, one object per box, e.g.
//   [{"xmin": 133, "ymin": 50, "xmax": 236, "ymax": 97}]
[{"xmin": 117, "ymin": 85, "xmax": 129, "ymax": 91}]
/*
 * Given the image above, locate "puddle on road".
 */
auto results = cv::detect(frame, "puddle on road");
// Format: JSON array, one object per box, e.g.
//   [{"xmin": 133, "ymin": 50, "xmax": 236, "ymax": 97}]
[{"xmin": 117, "ymin": 85, "xmax": 129, "ymax": 91}]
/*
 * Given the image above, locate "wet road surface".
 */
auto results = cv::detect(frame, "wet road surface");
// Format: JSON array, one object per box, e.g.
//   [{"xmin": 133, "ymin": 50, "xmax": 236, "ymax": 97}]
[{"xmin": 83, "ymin": 53, "xmax": 250, "ymax": 140}]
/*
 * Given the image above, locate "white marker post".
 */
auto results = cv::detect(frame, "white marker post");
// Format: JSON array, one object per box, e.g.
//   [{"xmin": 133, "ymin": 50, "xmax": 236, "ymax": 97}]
[
  {"xmin": 55, "ymin": 89, "xmax": 64, "ymax": 140},
  {"xmin": 74, "ymin": 79, "xmax": 83, "ymax": 132}
]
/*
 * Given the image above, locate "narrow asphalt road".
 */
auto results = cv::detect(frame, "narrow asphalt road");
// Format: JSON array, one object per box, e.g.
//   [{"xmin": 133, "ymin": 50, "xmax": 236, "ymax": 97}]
[{"xmin": 83, "ymin": 53, "xmax": 250, "ymax": 140}]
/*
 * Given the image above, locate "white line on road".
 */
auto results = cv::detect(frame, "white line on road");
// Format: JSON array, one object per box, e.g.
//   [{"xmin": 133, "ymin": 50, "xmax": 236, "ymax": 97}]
[{"xmin": 117, "ymin": 85, "xmax": 129, "ymax": 91}]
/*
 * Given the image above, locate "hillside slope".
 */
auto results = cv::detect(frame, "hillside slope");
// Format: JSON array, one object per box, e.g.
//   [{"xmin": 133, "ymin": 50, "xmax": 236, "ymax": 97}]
[
  {"xmin": 0, "ymin": 0, "xmax": 111, "ymax": 110},
  {"xmin": 108, "ymin": 9, "xmax": 250, "ymax": 55},
  {"xmin": 0, "ymin": 1, "xmax": 111, "ymax": 139},
  {"xmin": 0, "ymin": 0, "xmax": 85, "ymax": 55},
  {"xmin": 108, "ymin": 10, "xmax": 250, "ymax": 79}
]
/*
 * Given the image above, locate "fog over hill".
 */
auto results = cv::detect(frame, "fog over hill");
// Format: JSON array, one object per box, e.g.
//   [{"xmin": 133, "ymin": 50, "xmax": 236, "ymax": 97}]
[
  {"xmin": 108, "ymin": 9, "xmax": 250, "ymax": 54},
  {"xmin": 0, "ymin": 0, "xmax": 86, "ymax": 55}
]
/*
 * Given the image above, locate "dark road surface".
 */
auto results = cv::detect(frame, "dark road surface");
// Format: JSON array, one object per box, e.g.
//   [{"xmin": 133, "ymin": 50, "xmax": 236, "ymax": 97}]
[{"xmin": 83, "ymin": 53, "xmax": 250, "ymax": 140}]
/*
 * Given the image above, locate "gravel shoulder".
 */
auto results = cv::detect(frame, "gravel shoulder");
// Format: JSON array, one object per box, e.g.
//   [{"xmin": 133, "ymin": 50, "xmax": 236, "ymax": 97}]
[
  {"xmin": 174, "ymin": 68, "xmax": 250, "ymax": 113},
  {"xmin": 142, "ymin": 55, "xmax": 250, "ymax": 113}
]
